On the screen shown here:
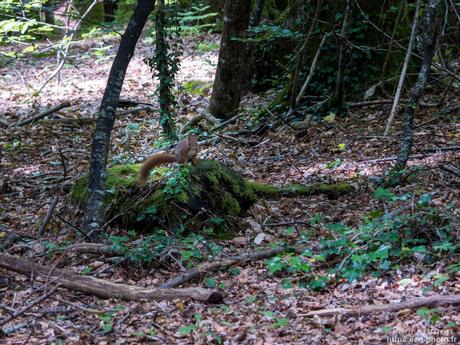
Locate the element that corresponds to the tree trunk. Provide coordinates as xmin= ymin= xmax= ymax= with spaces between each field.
xmin=103 ymin=0 xmax=118 ymax=22
xmin=209 ymin=0 xmax=251 ymax=119
xmin=394 ymin=0 xmax=441 ymax=171
xmin=331 ymin=0 xmax=352 ymax=109
xmin=384 ymin=0 xmax=421 ymax=136
xmin=290 ymin=0 xmax=322 ymax=107
xmin=82 ymin=0 xmax=156 ymax=239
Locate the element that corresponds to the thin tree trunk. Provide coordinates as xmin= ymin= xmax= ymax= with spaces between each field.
xmin=243 ymin=0 xmax=265 ymax=85
xmin=249 ymin=0 xmax=265 ymax=29
xmin=380 ymin=0 xmax=405 ymax=88
xmin=82 ymin=0 xmax=156 ymax=238
xmin=384 ymin=0 xmax=421 ymax=136
xmin=41 ymin=0 xmax=55 ymax=24
xmin=209 ymin=0 xmax=251 ymax=119
xmin=331 ymin=0 xmax=352 ymax=109
xmin=394 ymin=0 xmax=441 ymax=171
xmin=290 ymin=0 xmax=322 ymax=107
xmin=295 ymin=34 xmax=328 ymax=107
xmin=103 ymin=0 xmax=118 ymax=22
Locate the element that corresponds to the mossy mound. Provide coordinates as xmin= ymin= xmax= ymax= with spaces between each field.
xmin=71 ymin=160 xmax=257 ymax=239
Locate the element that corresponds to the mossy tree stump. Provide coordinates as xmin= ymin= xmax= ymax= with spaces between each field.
xmin=71 ymin=160 xmax=355 ymax=239
xmin=71 ymin=160 xmax=257 ymax=239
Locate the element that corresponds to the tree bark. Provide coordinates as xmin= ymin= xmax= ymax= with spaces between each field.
xmin=82 ymin=0 xmax=155 ymax=238
xmin=209 ymin=0 xmax=251 ymax=119
xmin=394 ymin=0 xmax=441 ymax=171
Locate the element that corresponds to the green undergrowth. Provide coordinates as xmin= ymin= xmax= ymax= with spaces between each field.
xmin=263 ymin=187 xmax=459 ymax=291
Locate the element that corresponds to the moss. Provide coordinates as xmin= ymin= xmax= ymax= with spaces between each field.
xmin=189 ymin=160 xmax=257 ymax=212
xmin=249 ymin=181 xmax=354 ymax=199
xmin=181 ymin=80 xmax=213 ymax=96
xmin=248 ymin=181 xmax=279 ymax=196
xmin=70 ymin=164 xmax=140 ymax=208
xmin=219 ymin=192 xmax=241 ymax=216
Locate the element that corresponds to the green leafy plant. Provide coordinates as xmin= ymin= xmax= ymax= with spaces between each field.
xmin=164 ymin=166 xmax=190 ymax=198
xmin=264 ymin=189 xmax=458 ymax=290
xmin=177 ymin=5 xmax=218 ymax=36
xmin=178 ymin=312 xmax=201 ymax=335
xmin=98 ymin=311 xmax=115 ymax=333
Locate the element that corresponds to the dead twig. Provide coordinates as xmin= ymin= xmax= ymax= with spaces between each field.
xmin=384 ymin=0 xmax=421 ymax=136
xmin=38 ymin=196 xmax=59 ymax=236
xmin=16 ymin=101 xmax=71 ymax=126
xmin=440 ymin=164 xmax=460 ymax=177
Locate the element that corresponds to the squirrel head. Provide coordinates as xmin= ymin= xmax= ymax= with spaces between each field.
xmin=188 ymin=135 xmax=198 ymax=144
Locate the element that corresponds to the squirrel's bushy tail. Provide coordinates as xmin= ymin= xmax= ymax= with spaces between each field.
xmin=138 ymin=153 xmax=176 ymax=184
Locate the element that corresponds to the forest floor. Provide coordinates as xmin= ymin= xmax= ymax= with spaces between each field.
xmin=1 ymin=33 xmax=459 ymax=344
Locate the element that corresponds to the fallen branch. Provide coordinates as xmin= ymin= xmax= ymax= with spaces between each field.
xmin=211 ymin=112 xmax=244 ymax=132
xmin=40 ymin=118 xmax=95 ymax=125
xmin=118 ymin=98 xmax=156 ymax=108
xmin=440 ymin=164 xmax=460 ymax=177
xmin=65 ymin=242 xmax=122 ymax=256
xmin=0 ymin=233 xmax=21 ymax=252
xmin=16 ymin=101 xmax=71 ymax=126
xmin=349 ymin=99 xmax=438 ymax=108
xmin=0 ymin=254 xmax=222 ymax=303
xmin=0 ymin=228 xmax=35 ymax=252
xmin=116 ymin=105 xmax=155 ymax=116
xmin=424 ymin=145 xmax=460 ymax=153
xmin=303 ymin=295 xmax=460 ymax=318
xmin=161 ymin=245 xmax=305 ymax=288
xmin=38 ymin=196 xmax=59 ymax=236
xmin=181 ymin=112 xmax=217 ymax=134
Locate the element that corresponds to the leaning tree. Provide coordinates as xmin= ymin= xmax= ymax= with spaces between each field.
xmin=82 ymin=0 xmax=156 ymax=238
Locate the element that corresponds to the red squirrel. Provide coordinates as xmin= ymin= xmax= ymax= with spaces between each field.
xmin=138 ymin=135 xmax=198 ymax=184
